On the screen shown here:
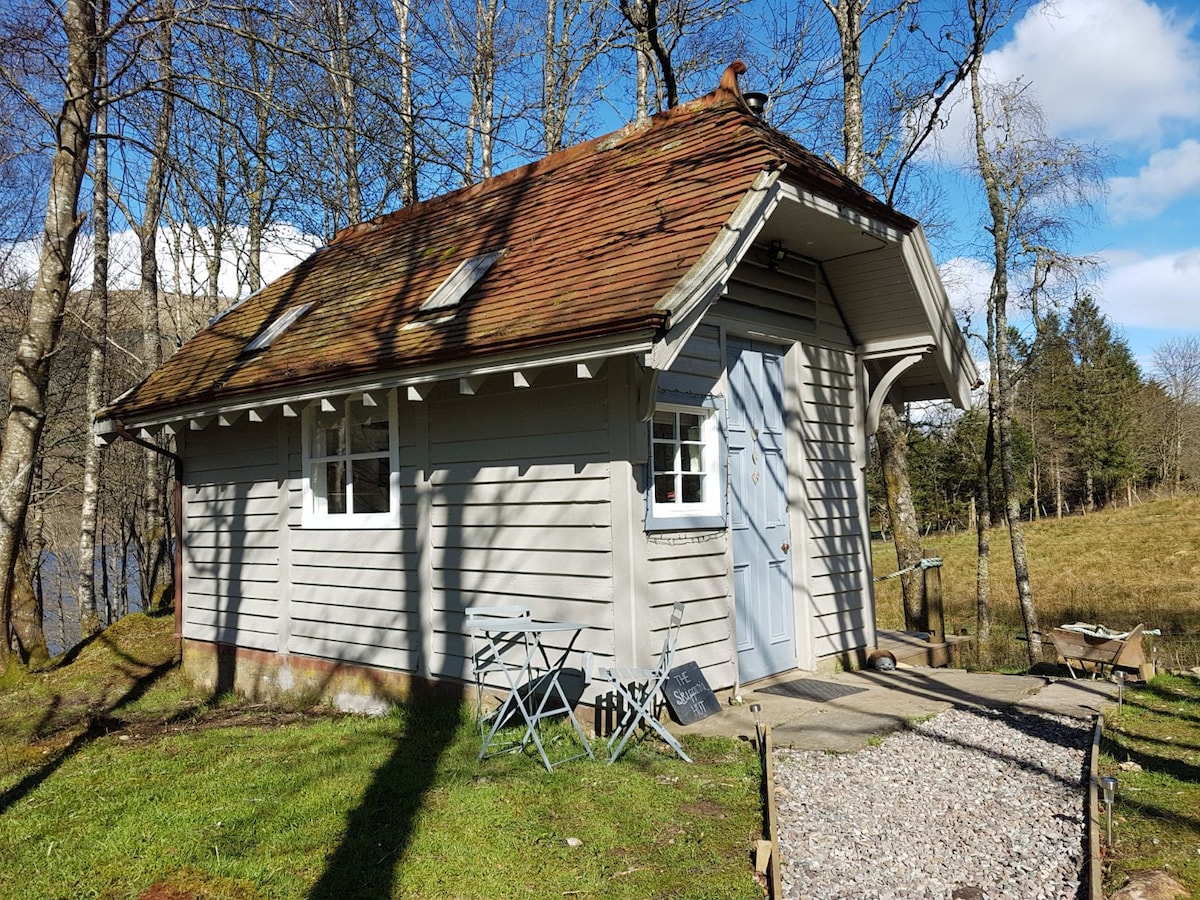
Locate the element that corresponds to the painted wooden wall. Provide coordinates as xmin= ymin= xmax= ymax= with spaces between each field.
xmin=715 ymin=255 xmax=873 ymax=668
xmin=647 ymin=323 xmax=736 ymax=687
xmin=182 ymin=369 xmax=626 ymax=692
xmin=180 ymin=254 xmax=875 ymax=699
xmin=182 ymin=421 xmax=284 ymax=652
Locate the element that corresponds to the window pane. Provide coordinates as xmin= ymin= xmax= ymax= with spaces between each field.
xmin=348 ymin=400 xmax=390 ymax=454
xmin=654 ymin=474 xmax=676 ymax=503
xmin=352 ymin=458 xmax=391 ymax=514
xmin=652 ymin=411 xmax=676 ymax=440
xmin=681 ymin=474 xmax=704 ymax=503
xmin=315 ymin=407 xmax=345 ymax=457
xmin=680 ymin=443 xmax=704 ymax=473
xmin=652 ymin=442 xmax=676 ymax=474
xmin=679 ymin=413 xmax=704 ymax=442
xmin=324 ymin=461 xmax=347 ymax=514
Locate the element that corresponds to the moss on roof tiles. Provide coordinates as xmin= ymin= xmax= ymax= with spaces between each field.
xmin=105 ymin=93 xmax=912 ymax=423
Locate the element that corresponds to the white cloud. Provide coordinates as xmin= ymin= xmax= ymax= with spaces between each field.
xmin=5 ymin=223 xmax=322 ymax=300
xmin=1097 ymin=247 xmax=1200 ymax=330
xmin=928 ymin=0 xmax=1200 ymax=164
xmin=938 ymin=256 xmax=995 ymax=369
xmin=988 ymin=0 xmax=1200 ymax=145
xmin=1108 ymin=138 xmax=1200 ymax=221
xmin=939 ymin=256 xmax=993 ymax=320
xmin=936 ymin=249 xmax=1200 ymax=368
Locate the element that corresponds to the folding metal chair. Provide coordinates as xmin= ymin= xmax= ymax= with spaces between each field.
xmin=465 ymin=605 xmax=533 ymax=739
xmin=596 ymin=600 xmax=692 ymax=763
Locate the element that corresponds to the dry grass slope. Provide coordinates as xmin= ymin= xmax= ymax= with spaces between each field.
xmin=873 ymin=496 xmax=1200 ymax=671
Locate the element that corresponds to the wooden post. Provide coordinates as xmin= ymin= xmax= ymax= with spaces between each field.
xmin=925 ymin=562 xmax=945 ymax=645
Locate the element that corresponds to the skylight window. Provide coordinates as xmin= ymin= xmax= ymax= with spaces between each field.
xmin=419 ymin=249 xmax=506 ymax=313
xmin=244 ymin=302 xmax=312 ymax=353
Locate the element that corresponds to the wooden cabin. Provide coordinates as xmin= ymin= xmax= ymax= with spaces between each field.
xmin=97 ymin=66 xmax=980 ymax=710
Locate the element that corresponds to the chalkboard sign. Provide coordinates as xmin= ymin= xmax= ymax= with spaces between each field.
xmin=663 ymin=661 xmax=721 ymax=725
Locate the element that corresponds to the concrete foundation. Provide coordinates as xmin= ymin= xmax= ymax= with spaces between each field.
xmin=182 ymin=640 xmax=461 ymax=714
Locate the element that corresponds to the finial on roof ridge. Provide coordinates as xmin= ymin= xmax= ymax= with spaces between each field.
xmin=715 ymin=61 xmax=750 ymax=108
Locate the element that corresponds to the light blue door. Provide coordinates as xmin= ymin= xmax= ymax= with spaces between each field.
xmin=728 ymin=339 xmax=796 ymax=683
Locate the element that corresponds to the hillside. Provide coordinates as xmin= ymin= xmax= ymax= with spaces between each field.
xmin=873 ymin=496 xmax=1200 ymax=671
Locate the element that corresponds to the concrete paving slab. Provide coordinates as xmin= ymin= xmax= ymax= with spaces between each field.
xmin=674 ymin=666 xmax=1117 ymax=753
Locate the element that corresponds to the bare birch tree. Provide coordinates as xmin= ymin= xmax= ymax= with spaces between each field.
xmin=122 ymin=0 xmax=177 ymax=612
xmin=0 ymin=0 xmax=99 ymax=668
xmin=542 ymin=0 xmax=615 ymax=152
xmin=820 ymin=0 xmax=982 ymax=632
xmin=1151 ymin=335 xmax=1200 ymax=494
xmin=76 ymin=0 xmax=112 ymax=639
xmin=967 ymin=60 xmax=1040 ymax=662
xmin=389 ymin=0 xmax=419 ymax=204
xmin=617 ymin=0 xmax=747 ymax=122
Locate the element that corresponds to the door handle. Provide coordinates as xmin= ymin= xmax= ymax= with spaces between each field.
xmin=780 ymin=543 xmax=789 ymax=553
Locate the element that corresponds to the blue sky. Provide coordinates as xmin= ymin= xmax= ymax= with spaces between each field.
xmin=932 ymin=0 xmax=1200 ymax=371
xmin=12 ymin=0 xmax=1195 ymax=377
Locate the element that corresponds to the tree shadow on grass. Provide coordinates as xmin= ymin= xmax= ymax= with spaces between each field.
xmin=308 ymin=679 xmax=465 ymax=900
xmin=0 ymin=631 xmax=177 ymax=816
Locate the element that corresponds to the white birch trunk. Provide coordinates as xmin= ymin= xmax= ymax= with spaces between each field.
xmin=136 ymin=2 xmax=176 ymax=612
xmin=0 ymin=0 xmax=98 ymax=667
xmin=969 ymin=47 xmax=1041 ymax=665
xmin=76 ymin=0 xmax=110 ymax=639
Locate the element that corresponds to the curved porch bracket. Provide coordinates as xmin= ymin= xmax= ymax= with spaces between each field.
xmin=636 ymin=365 xmax=662 ymax=422
xmin=866 ymin=353 xmax=925 ymax=434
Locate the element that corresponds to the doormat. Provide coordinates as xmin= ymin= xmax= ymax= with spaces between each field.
xmin=755 ymin=680 xmax=867 ymax=703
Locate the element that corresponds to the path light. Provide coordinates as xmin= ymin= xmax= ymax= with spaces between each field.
xmin=750 ymin=702 xmax=763 ymax=747
xmin=1116 ymin=670 xmax=1126 ymax=712
xmin=1100 ymin=775 xmax=1118 ymax=847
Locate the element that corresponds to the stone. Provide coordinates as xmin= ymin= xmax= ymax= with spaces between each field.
xmin=1109 ymin=869 xmax=1189 ymax=900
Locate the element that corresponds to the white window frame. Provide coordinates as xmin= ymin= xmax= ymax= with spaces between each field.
xmin=301 ymin=392 xmax=400 ymax=528
xmin=245 ymin=302 xmax=312 ymax=353
xmin=420 ymin=249 xmax=506 ymax=313
xmin=645 ymin=397 xmax=726 ymax=531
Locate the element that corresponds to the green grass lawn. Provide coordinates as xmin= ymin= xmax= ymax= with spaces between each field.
xmin=0 ymin=616 xmax=764 ymax=900
xmin=1100 ymin=673 xmax=1200 ymax=898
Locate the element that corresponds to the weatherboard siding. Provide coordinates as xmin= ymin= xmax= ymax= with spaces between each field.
xmin=182 ymin=421 xmax=284 ymax=651
xmin=645 ymin=323 xmax=735 ymax=685
xmin=177 ymin=310 xmax=871 ymax=697
xmin=426 ymin=376 xmax=616 ymax=681
xmin=283 ymin=403 xmax=422 ymax=672
xmin=800 ymin=344 xmax=870 ymax=660
xmin=719 ymin=267 xmax=871 ymax=666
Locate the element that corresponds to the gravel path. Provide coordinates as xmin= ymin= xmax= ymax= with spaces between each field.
xmin=773 ymin=706 xmax=1092 ymax=900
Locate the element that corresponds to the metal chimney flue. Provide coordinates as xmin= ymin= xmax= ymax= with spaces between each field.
xmin=743 ymin=92 xmax=769 ymax=118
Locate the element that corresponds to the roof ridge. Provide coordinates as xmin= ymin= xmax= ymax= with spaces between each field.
xmin=330 ymin=80 xmax=757 ymax=247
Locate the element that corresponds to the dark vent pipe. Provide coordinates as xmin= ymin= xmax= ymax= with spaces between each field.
xmin=743 ymin=92 xmax=769 ymax=118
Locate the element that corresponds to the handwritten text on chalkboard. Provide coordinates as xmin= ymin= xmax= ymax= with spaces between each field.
xmin=663 ymin=661 xmax=721 ymax=725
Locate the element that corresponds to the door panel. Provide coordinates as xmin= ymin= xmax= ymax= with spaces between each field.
xmin=728 ymin=339 xmax=796 ymax=682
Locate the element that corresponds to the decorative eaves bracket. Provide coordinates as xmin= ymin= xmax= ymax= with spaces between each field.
xmin=865 ymin=352 xmax=925 ymax=435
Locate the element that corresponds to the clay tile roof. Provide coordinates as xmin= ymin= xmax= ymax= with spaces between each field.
xmin=104 ymin=69 xmax=915 ymax=424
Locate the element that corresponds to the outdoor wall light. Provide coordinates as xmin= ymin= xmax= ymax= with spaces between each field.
xmin=1100 ymin=775 xmax=1118 ymax=846
xmin=766 ymin=240 xmax=787 ymax=269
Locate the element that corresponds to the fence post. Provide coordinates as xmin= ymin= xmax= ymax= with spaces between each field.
xmin=924 ymin=560 xmax=945 ymax=645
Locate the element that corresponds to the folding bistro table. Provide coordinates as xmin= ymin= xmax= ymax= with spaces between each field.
xmin=466 ymin=616 xmax=594 ymax=772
